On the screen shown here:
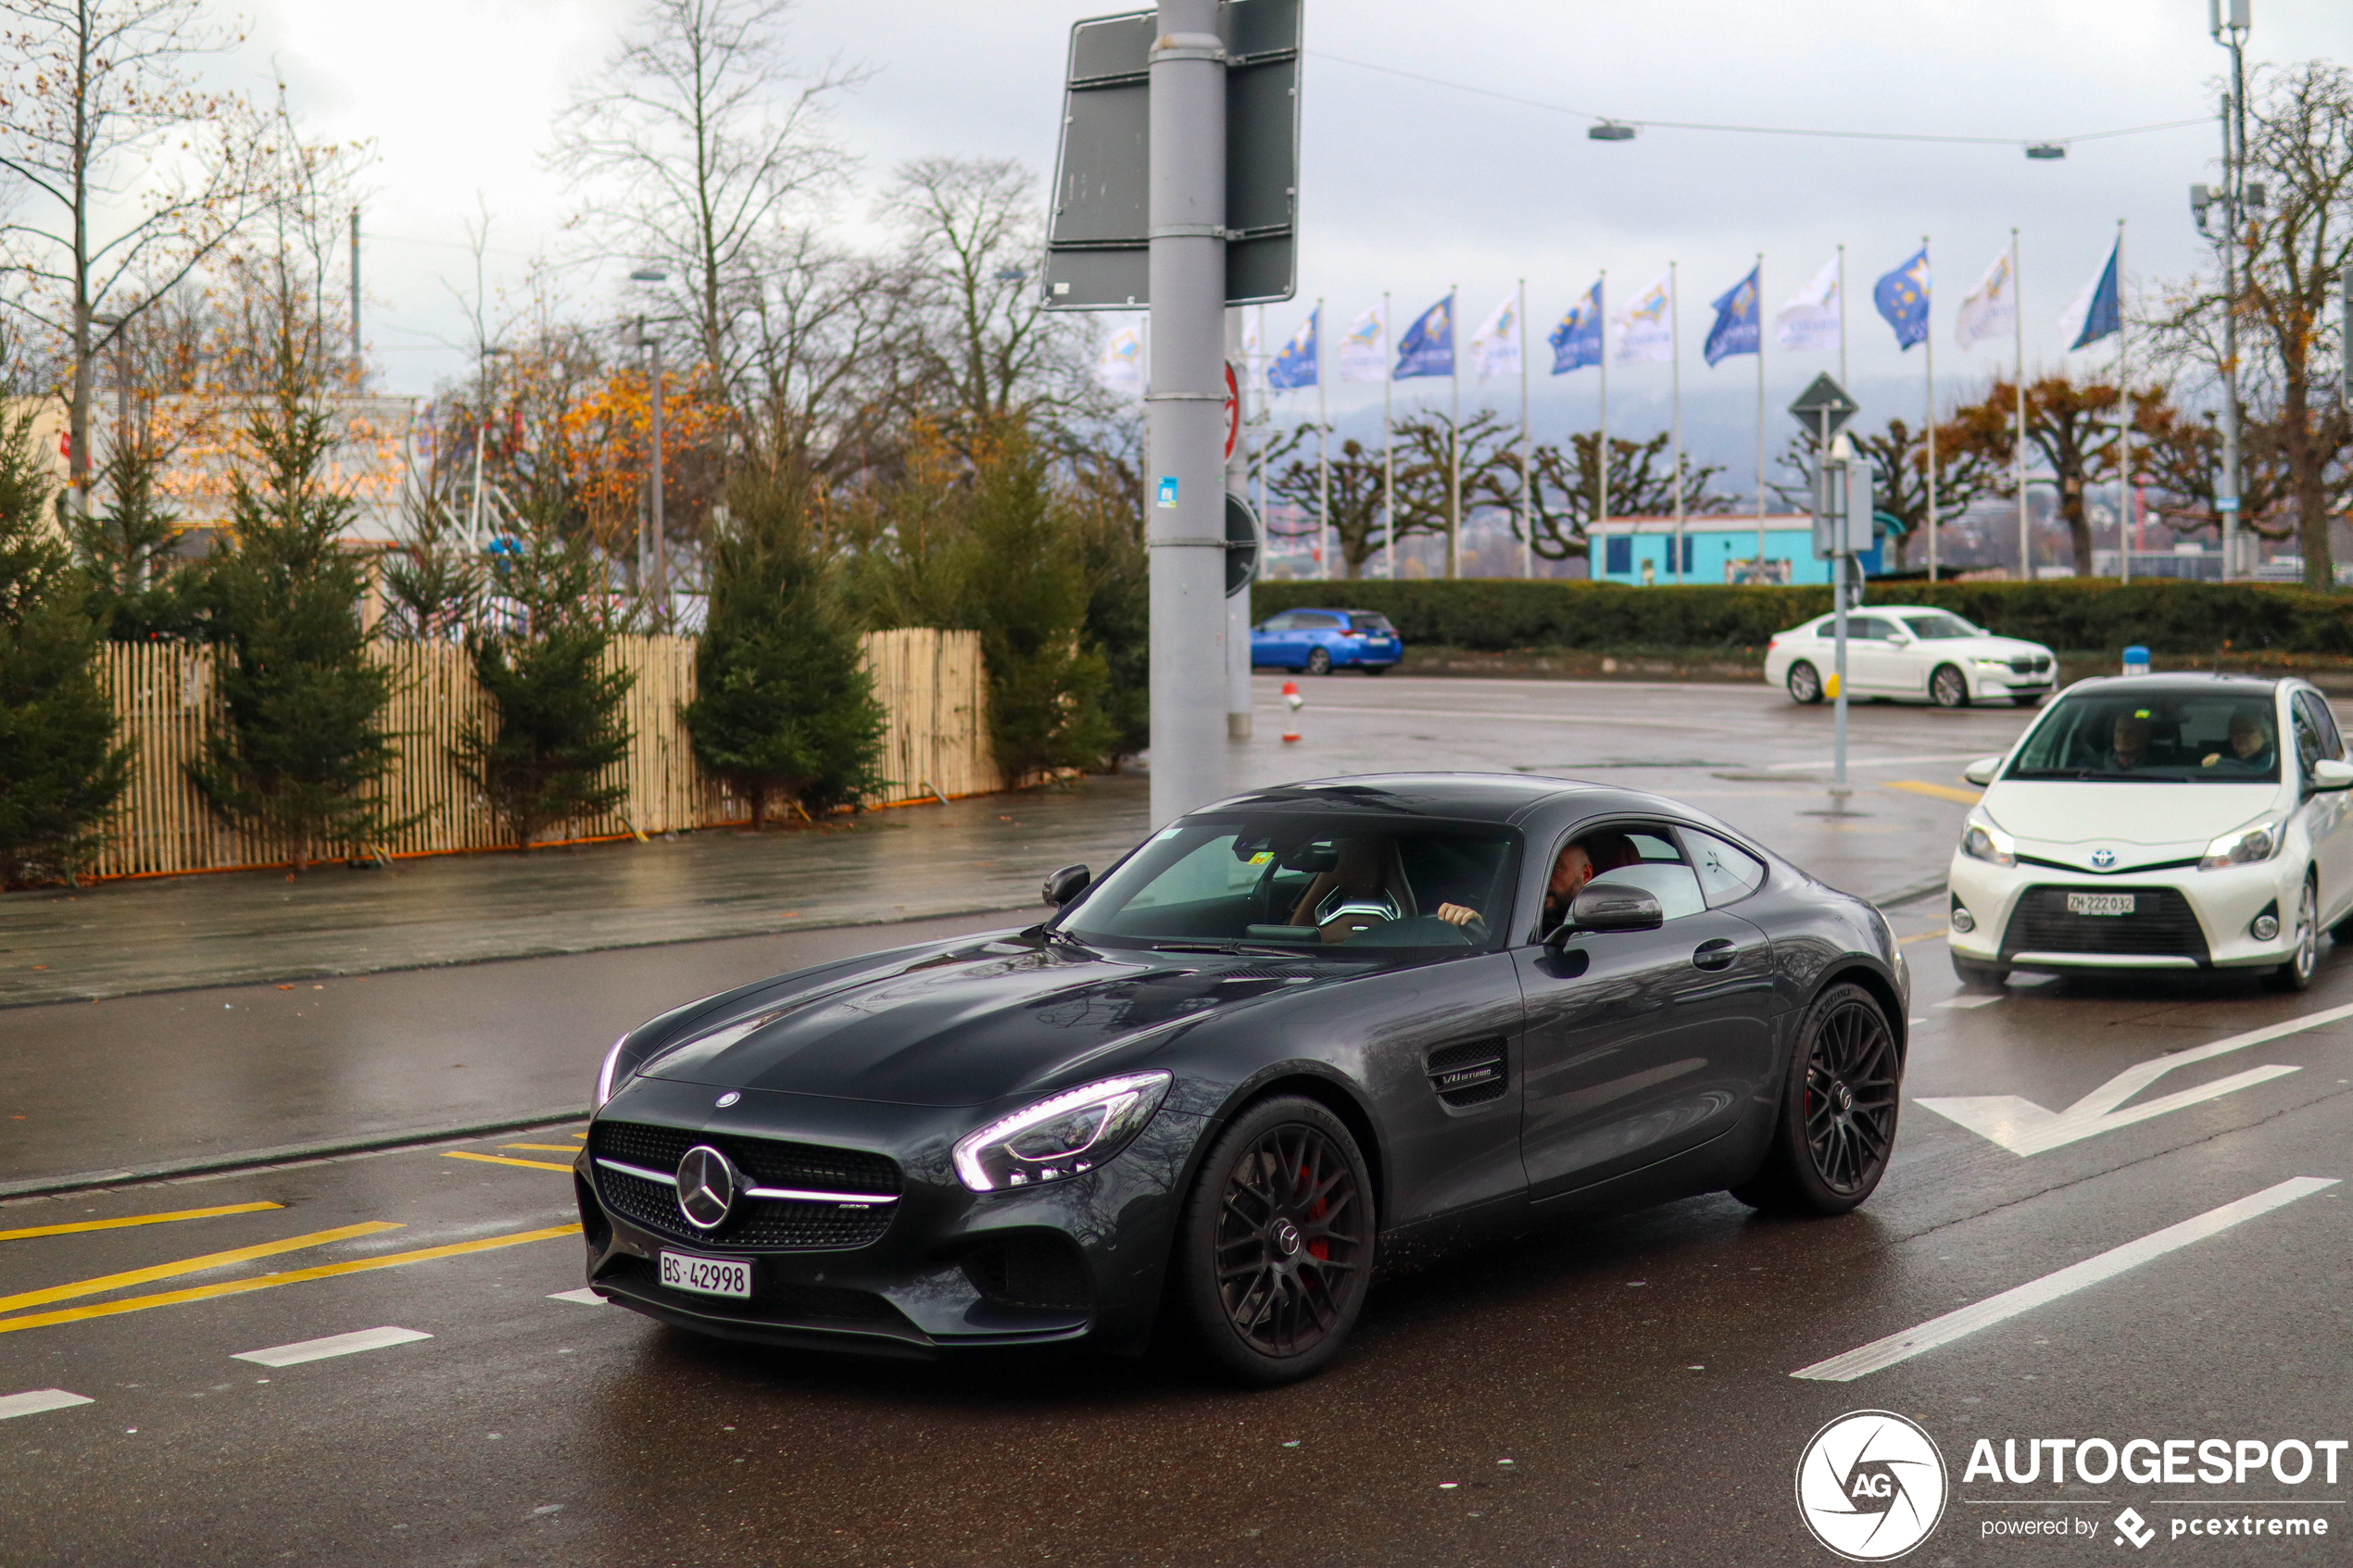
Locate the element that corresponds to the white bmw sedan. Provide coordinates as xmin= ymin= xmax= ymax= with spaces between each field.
xmin=1946 ymin=674 xmax=2353 ymax=992
xmin=1765 ymin=605 xmax=2057 ymax=709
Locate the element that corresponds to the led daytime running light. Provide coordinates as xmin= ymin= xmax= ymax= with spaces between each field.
xmin=952 ymin=1072 xmax=1172 ymax=1193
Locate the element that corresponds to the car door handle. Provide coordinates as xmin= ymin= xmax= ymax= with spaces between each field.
xmin=1692 ymin=938 xmax=1738 ymax=971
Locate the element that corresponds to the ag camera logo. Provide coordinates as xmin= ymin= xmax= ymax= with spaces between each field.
xmin=1796 ymin=1411 xmax=1949 ymax=1561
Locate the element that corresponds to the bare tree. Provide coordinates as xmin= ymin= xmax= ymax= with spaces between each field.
xmin=1773 ymin=413 xmax=2006 ymax=571
xmin=0 ymin=0 xmax=267 ymax=510
xmin=1260 ymin=424 xmax=1397 ymax=578
xmin=1521 ymin=429 xmax=1724 ymax=561
xmin=553 ymin=0 xmax=862 ymax=420
xmin=738 ymin=228 xmax=913 ymax=488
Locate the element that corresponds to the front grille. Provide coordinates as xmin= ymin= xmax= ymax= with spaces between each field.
xmin=1426 ymin=1037 xmax=1508 ymax=1107
xmin=590 ymin=1121 xmax=900 ymax=1251
xmin=604 ymin=1254 xmax=900 ymax=1323
xmin=2001 ymin=884 xmax=2210 ymax=962
xmin=2008 ymin=655 xmax=2054 ymax=675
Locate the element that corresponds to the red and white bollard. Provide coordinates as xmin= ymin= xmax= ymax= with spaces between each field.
xmin=1281 ymin=680 xmax=1303 ymax=744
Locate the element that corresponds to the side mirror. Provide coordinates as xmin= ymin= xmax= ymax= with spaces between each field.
xmin=2313 ymin=759 xmax=2353 ymax=792
xmin=1040 ymin=864 xmax=1091 ymax=907
xmin=1554 ymin=882 xmax=1664 ymax=939
xmin=1962 ymin=756 xmax=2002 ymax=787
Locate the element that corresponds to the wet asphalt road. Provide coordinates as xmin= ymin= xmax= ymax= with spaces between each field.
xmin=4 ymin=680 xmax=2349 ymax=1567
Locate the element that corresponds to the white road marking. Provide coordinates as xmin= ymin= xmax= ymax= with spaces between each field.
xmin=233 ymin=1325 xmax=433 ymax=1367
xmin=1792 ymin=1177 xmax=2338 ymax=1381
xmin=547 ymin=1287 xmax=605 ymax=1305
xmin=1935 ymin=994 xmax=2004 ymax=1010
xmin=1914 ymin=998 xmax=2353 ymax=1155
xmin=0 ymin=1388 xmax=94 ymax=1420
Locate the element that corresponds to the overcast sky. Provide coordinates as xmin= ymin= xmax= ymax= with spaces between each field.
xmin=244 ymin=0 xmax=2347 ymax=477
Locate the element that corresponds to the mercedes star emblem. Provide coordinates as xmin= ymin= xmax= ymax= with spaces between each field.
xmin=674 ymin=1145 xmax=739 ymax=1230
xmin=2091 ymin=848 xmax=2117 ymax=869
xmin=714 ymin=1091 xmax=741 ymax=1108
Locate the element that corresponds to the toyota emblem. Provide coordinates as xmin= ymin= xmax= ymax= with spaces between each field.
xmin=2091 ymin=848 xmax=2117 ymax=869
xmin=674 ymin=1145 xmax=739 ymax=1230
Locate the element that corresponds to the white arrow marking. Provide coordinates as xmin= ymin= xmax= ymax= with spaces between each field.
xmin=1913 ymin=998 xmax=2353 ymax=1155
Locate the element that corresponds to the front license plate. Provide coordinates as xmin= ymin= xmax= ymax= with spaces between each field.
xmin=659 ymin=1251 xmax=751 ymax=1298
xmin=2067 ymin=893 xmax=2136 ymax=917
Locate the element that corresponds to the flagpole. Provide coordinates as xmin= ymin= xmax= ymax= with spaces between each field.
xmin=1924 ymin=235 xmax=1939 ymax=584
xmin=1448 ymin=283 xmax=1460 ymax=579
xmin=1755 ymin=252 xmax=1766 ymax=580
xmin=2012 ymin=229 xmax=2028 ymax=583
xmin=1315 ymin=298 xmax=1329 ymax=583
xmin=1253 ymin=305 xmax=1267 ymax=525
xmin=1518 ymin=276 xmax=1531 ymax=580
xmin=1837 ymin=244 xmax=1848 ymax=386
xmin=1382 ymin=293 xmax=1394 ymax=580
xmin=1597 ymin=271 xmax=1610 ymax=566
xmin=1670 ymin=260 xmax=1683 ymax=583
xmin=2117 ymin=219 xmax=2131 ymax=585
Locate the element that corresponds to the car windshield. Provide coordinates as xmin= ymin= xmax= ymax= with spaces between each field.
xmin=2007 ymin=686 xmax=2280 ymax=783
xmin=1902 ymin=612 xmax=1981 ymax=640
xmin=1060 ymin=814 xmax=1519 ymax=955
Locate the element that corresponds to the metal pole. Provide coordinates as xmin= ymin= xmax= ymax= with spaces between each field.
xmin=349 ymin=207 xmax=362 ymax=384
xmin=1382 ymin=292 xmax=1394 ymax=580
xmin=1518 ymin=276 xmax=1531 ymax=579
xmin=2218 ymin=80 xmax=2245 ymax=579
xmin=650 ymin=333 xmax=670 ymax=628
xmin=2012 ymin=228 xmax=2028 ymax=583
xmin=1447 ymin=284 xmax=1461 ymax=579
xmin=1836 ymin=244 xmax=1848 ymax=386
xmin=1597 ymin=270 xmax=1609 ymax=563
xmin=1226 ymin=306 xmax=1252 ymax=739
xmin=1315 ymin=299 xmax=1328 ymax=582
xmin=1925 ymin=233 xmax=1939 ymax=583
xmin=1755 ymin=252 xmax=1767 ymax=579
xmin=1827 ymin=409 xmax=1847 ymax=789
xmin=2118 ymin=218 xmax=2133 ymax=585
xmin=1669 ymin=260 xmax=1683 ymax=582
xmin=1144 ymin=0 xmax=1228 ymax=826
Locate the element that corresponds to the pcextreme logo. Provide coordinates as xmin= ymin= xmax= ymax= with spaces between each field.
xmin=1796 ymin=1411 xmax=1951 ymax=1562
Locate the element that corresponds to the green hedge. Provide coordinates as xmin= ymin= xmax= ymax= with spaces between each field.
xmin=1249 ymin=578 xmax=2353 ymax=657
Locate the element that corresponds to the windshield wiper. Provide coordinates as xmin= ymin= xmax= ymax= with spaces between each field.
xmin=1149 ymin=940 xmax=1326 ymax=958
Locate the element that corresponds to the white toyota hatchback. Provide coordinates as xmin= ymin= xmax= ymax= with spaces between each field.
xmin=1764 ymin=605 xmax=2057 ymax=709
xmin=1946 ymin=673 xmax=2353 ymax=991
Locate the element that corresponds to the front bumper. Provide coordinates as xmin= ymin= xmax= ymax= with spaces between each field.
xmin=1946 ymin=851 xmax=2296 ymax=972
xmin=576 ymin=1073 xmax=1202 ymax=1357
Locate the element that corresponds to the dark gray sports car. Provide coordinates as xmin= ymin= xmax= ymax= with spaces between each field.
xmin=576 ymin=773 xmax=1909 ymax=1382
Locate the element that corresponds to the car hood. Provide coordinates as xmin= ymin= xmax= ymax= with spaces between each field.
xmin=1983 ymin=781 xmax=2278 ymax=847
xmin=637 ymin=938 xmax=1349 ymax=1107
xmin=1931 ymin=634 xmax=2048 ymax=659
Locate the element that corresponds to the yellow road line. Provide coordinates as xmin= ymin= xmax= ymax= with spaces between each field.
xmin=0 ymin=1223 xmax=583 ymax=1337
xmin=497 ymin=1144 xmax=584 ymax=1154
xmin=0 ymin=1201 xmax=283 ymax=1244
xmin=1885 ymin=779 xmax=1982 ymax=806
xmin=0 ymin=1223 xmax=400 ymax=1316
xmin=441 ymin=1151 xmax=573 ymax=1173
xmin=1899 ymin=928 xmax=1951 ymax=947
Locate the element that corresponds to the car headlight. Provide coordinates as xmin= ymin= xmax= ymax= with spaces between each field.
xmin=951 ymin=1072 xmax=1172 ymax=1193
xmin=1959 ymin=811 xmax=2016 ymax=867
xmin=594 ymin=1035 xmax=631 ymax=1109
xmin=1972 ymin=658 xmax=2013 ymax=670
xmin=2201 ymin=819 xmax=2284 ymax=871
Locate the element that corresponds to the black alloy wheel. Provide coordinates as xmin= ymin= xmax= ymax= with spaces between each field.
xmin=1930 ymin=663 xmax=1969 ymax=709
xmin=1305 ymin=646 xmax=1333 ymax=676
xmin=1175 ymin=1096 xmax=1373 ymax=1383
xmin=1787 ymin=660 xmax=1824 ymax=705
xmin=1731 ymin=983 xmax=1900 ymax=1215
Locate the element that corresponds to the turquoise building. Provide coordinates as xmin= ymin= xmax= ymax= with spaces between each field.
xmin=1587 ymin=514 xmax=1887 ymax=585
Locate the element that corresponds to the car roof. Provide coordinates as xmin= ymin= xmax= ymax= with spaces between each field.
xmin=1273 ymin=608 xmax=1382 ymax=616
xmin=2062 ymin=672 xmax=2285 ymax=695
xmin=1195 ymin=771 xmax=1591 ymax=823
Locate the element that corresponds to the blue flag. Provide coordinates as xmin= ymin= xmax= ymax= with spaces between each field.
xmin=1394 ymin=293 xmax=1454 ymax=380
xmin=1874 ymin=247 xmax=1931 ymax=351
xmin=2069 ymin=239 xmax=2122 ymax=350
xmin=1549 ymin=282 xmax=1604 ymax=374
xmin=1704 ymin=265 xmax=1761 ymax=366
xmin=1268 ymin=307 xmax=1318 ymax=389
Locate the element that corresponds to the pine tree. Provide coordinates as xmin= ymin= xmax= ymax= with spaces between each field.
xmin=0 ymin=410 xmax=130 ymax=888
xmin=189 ymin=394 xmax=402 ymax=870
xmin=452 ymin=529 xmax=635 ymax=850
xmin=685 ymin=470 xmax=884 ymax=828
xmin=69 ymin=430 xmax=198 ymax=642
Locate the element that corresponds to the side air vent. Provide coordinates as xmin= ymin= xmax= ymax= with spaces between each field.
xmin=1426 ymin=1037 xmax=1508 ymax=1108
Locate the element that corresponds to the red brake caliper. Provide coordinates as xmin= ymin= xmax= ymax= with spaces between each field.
xmin=1301 ymin=1164 xmax=1329 ymax=1260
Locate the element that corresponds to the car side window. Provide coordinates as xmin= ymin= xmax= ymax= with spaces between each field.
xmin=1588 ymin=827 xmax=1706 ymax=922
xmin=2296 ymin=692 xmax=2343 ymax=761
xmin=1295 ymin=612 xmax=1340 ymax=630
xmin=1260 ymin=612 xmax=1295 ymax=632
xmin=1845 ymin=616 xmax=1894 ymax=641
xmin=2292 ymin=698 xmax=2326 ymax=781
xmin=1682 ymin=828 xmax=1767 ymax=908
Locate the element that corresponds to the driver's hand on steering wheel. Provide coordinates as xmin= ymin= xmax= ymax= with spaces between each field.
xmin=1434 ymin=902 xmax=1483 ymax=927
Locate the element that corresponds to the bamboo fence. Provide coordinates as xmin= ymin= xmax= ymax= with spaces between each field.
xmin=88 ymin=629 xmax=1000 ymax=879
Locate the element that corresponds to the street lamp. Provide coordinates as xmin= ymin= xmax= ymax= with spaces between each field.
xmin=1587 ymin=121 xmax=1637 ymax=142
xmin=2023 ymin=143 xmax=2067 ymax=160
xmin=2210 ymin=0 xmax=2250 ymax=580
xmin=628 ymin=269 xmax=671 ymax=629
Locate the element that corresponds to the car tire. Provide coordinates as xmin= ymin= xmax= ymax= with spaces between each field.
xmin=1951 ymin=954 xmax=2009 ymax=990
xmin=1731 ymin=983 xmax=1901 ymax=1216
xmin=2267 ymin=875 xmax=2320 ymax=993
xmin=1173 ymin=1095 xmax=1375 ymax=1385
xmin=1787 ymin=661 xmax=1824 ymax=705
xmin=2010 ymin=693 xmax=2043 ymax=708
xmin=1930 ymin=664 xmax=1969 ymax=709
xmin=1304 ymin=646 xmax=1332 ymax=676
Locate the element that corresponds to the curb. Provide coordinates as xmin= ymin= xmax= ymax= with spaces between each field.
xmin=0 ymin=1105 xmax=594 ymax=1203
xmin=1869 ymin=878 xmax=1949 ymax=912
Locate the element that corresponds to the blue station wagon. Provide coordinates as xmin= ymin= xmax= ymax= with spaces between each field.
xmin=1250 ymin=608 xmax=1403 ymax=675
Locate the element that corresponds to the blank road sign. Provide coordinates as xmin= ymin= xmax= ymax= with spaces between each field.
xmin=1043 ymin=0 xmax=1302 ymax=310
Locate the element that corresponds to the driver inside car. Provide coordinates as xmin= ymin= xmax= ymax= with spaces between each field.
xmin=2202 ymin=709 xmax=2276 ymax=773
xmin=1287 ymin=837 xmax=1482 ymax=942
xmin=1541 ymin=830 xmax=1639 ymax=935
